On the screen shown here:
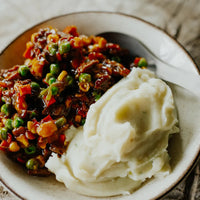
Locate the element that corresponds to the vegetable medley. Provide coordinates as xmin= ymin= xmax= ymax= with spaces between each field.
xmin=0 ymin=25 xmax=147 ymax=176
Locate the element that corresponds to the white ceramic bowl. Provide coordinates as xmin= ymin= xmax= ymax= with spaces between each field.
xmin=0 ymin=12 xmax=199 ymax=200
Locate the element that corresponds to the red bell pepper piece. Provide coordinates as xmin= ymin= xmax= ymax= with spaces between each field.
xmin=19 ymin=84 xmax=32 ymax=96
xmin=17 ymin=157 xmax=26 ymax=164
xmin=71 ymin=58 xmax=80 ymax=69
xmin=0 ymin=140 xmax=9 ymax=148
xmin=56 ymin=52 xmax=62 ymax=61
xmin=43 ymin=95 xmax=56 ymax=107
xmin=0 ymin=133 xmax=12 ymax=151
xmin=134 ymin=57 xmax=141 ymax=65
xmin=88 ymin=52 xmax=105 ymax=60
xmin=7 ymin=133 xmax=12 ymax=144
xmin=41 ymin=115 xmax=53 ymax=123
xmin=0 ymin=146 xmax=6 ymax=151
xmin=25 ymin=130 xmax=36 ymax=140
xmin=16 ymin=94 xmax=27 ymax=110
xmin=59 ymin=134 xmax=66 ymax=145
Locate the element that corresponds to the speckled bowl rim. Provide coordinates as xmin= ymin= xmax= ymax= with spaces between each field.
xmin=0 ymin=11 xmax=199 ymax=200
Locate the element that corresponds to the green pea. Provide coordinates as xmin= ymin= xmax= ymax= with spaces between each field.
xmin=13 ymin=117 xmax=24 ymax=128
xmin=93 ymin=91 xmax=101 ymax=101
xmin=79 ymin=73 xmax=91 ymax=83
xmin=0 ymin=127 xmax=8 ymax=140
xmin=50 ymin=63 xmax=60 ymax=75
xmin=5 ymin=119 xmax=13 ymax=130
xmin=48 ymin=43 xmax=58 ymax=55
xmin=18 ymin=65 xmax=30 ymax=77
xmin=59 ymin=41 xmax=70 ymax=54
xmin=51 ymin=86 xmax=59 ymax=95
xmin=81 ymin=118 xmax=86 ymax=126
xmin=64 ymin=75 xmax=73 ymax=86
xmin=1 ymin=96 xmax=5 ymax=103
xmin=48 ymin=77 xmax=56 ymax=85
xmin=55 ymin=117 xmax=67 ymax=128
xmin=31 ymin=82 xmax=40 ymax=90
xmin=24 ymin=145 xmax=36 ymax=155
xmin=26 ymin=158 xmax=39 ymax=170
xmin=138 ymin=57 xmax=148 ymax=67
xmin=1 ymin=104 xmax=10 ymax=116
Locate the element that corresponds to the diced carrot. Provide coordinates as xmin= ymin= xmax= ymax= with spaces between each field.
xmin=37 ymin=121 xmax=57 ymax=138
xmin=38 ymin=141 xmax=47 ymax=149
xmin=0 ymin=81 xmax=9 ymax=88
xmin=75 ymin=115 xmax=81 ymax=123
xmin=38 ymin=136 xmax=48 ymax=149
xmin=30 ymin=59 xmax=44 ymax=77
xmin=23 ymin=41 xmax=34 ymax=59
xmin=63 ymin=25 xmax=79 ymax=36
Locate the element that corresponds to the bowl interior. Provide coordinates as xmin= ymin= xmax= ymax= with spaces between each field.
xmin=0 ymin=12 xmax=199 ymax=200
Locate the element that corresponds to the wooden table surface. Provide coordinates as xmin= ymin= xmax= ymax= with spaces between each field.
xmin=0 ymin=0 xmax=199 ymax=199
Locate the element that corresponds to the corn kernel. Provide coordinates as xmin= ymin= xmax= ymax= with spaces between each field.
xmin=9 ymin=141 xmax=20 ymax=152
xmin=31 ymin=33 xmax=39 ymax=43
xmin=38 ymin=141 xmax=47 ymax=149
xmin=27 ymin=121 xmax=37 ymax=134
xmin=98 ymin=37 xmax=107 ymax=48
xmin=47 ymin=34 xmax=59 ymax=43
xmin=36 ymin=155 xmax=45 ymax=167
xmin=16 ymin=134 xmax=29 ymax=147
xmin=57 ymin=70 xmax=68 ymax=81
xmin=73 ymin=37 xmax=83 ymax=48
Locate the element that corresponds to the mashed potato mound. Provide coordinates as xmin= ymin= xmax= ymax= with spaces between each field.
xmin=46 ymin=68 xmax=179 ymax=197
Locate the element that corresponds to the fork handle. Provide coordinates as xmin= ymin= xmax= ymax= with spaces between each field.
xmin=155 ymin=60 xmax=200 ymax=98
